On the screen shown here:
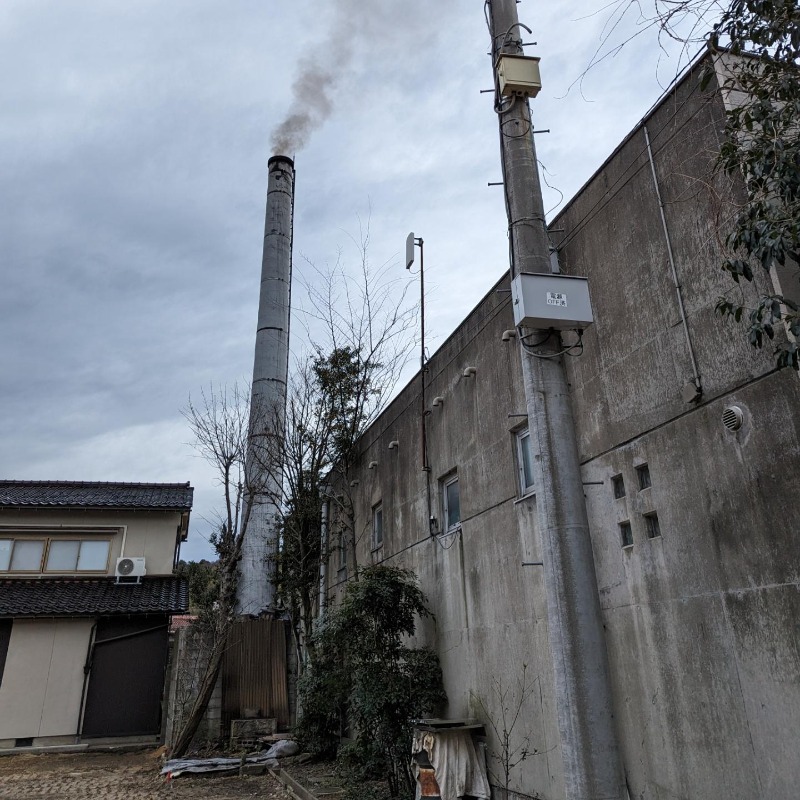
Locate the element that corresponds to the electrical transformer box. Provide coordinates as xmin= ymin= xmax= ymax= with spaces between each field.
xmin=510 ymin=273 xmax=594 ymax=330
xmin=496 ymin=54 xmax=542 ymax=98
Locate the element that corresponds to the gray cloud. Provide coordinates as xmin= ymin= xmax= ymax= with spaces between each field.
xmin=0 ymin=1 xmax=694 ymax=561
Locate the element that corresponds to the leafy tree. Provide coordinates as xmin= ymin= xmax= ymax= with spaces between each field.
xmin=276 ymin=355 xmax=343 ymax=668
xmin=176 ymin=559 xmax=219 ymax=617
xmin=172 ymin=219 xmax=415 ymax=754
xmin=277 ymin=225 xmax=416 ymax=671
xmin=296 ymin=566 xmax=447 ymax=800
xmin=707 ymin=1 xmax=800 ymax=368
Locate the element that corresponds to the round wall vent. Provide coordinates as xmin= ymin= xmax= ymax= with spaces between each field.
xmin=722 ymin=405 xmax=744 ymax=432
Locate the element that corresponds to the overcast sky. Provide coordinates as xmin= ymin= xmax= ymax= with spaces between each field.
xmin=0 ymin=1 xmax=706 ymax=560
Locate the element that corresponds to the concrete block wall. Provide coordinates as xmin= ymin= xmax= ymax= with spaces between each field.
xmin=164 ymin=625 xmax=223 ymax=750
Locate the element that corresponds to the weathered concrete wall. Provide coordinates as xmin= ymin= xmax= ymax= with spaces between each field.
xmin=554 ymin=57 xmax=778 ymax=462
xmin=326 ymin=56 xmax=800 ymax=800
xmin=582 ymin=369 xmax=800 ymax=799
xmin=557 ymin=57 xmax=800 ymax=800
xmin=329 ymin=280 xmax=564 ymax=799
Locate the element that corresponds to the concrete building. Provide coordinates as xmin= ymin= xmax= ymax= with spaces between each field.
xmin=325 ymin=55 xmax=800 ymax=800
xmin=0 ymin=481 xmax=192 ymax=748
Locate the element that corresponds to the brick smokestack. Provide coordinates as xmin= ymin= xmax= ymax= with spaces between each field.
xmin=238 ymin=154 xmax=295 ymax=616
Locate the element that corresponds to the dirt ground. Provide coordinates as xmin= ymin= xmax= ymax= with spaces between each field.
xmin=0 ymin=749 xmax=294 ymax=800
xmin=284 ymin=760 xmax=343 ymax=795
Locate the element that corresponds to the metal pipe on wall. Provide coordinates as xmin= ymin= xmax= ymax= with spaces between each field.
xmin=407 ymin=234 xmax=435 ymax=536
xmin=643 ymin=124 xmax=702 ymax=399
xmin=238 ymin=154 xmax=295 ymax=617
xmin=318 ymin=493 xmax=329 ymax=621
xmin=75 ymin=621 xmax=97 ymax=742
xmin=416 ymin=239 xmax=434 ymax=535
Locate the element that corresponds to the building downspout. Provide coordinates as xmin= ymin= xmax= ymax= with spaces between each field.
xmin=643 ymin=124 xmax=702 ymax=399
xmin=75 ymin=621 xmax=97 ymax=742
xmin=318 ymin=493 xmax=330 ymax=622
xmin=407 ymin=235 xmax=434 ymax=538
xmin=418 ymin=240 xmax=435 ymax=539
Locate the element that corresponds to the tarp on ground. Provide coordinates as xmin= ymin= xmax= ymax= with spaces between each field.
xmin=162 ymin=739 xmax=299 ymax=776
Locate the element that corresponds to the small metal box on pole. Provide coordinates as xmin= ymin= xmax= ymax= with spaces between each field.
xmin=496 ymin=54 xmax=542 ymax=97
xmin=510 ymin=273 xmax=593 ymax=330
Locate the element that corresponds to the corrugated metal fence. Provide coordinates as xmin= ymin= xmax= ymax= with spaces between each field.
xmin=221 ymin=618 xmax=289 ymax=732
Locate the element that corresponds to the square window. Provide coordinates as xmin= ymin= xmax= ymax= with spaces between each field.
xmin=372 ymin=504 xmax=383 ymax=549
xmin=644 ymin=512 xmax=661 ymax=539
xmin=0 ymin=534 xmax=113 ymax=574
xmin=78 ymin=540 xmax=110 ymax=571
xmin=636 ymin=463 xmax=651 ymax=490
xmin=611 ymin=474 xmax=625 ymax=499
xmin=516 ymin=429 xmax=535 ymax=495
xmin=619 ymin=521 xmax=633 ymax=548
xmin=0 ymin=540 xmax=11 ymax=572
xmin=443 ymin=474 xmax=461 ymax=532
xmin=47 ymin=540 xmax=80 ymax=571
xmin=10 ymin=540 xmax=45 ymax=571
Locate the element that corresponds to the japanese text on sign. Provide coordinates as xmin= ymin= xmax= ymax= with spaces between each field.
xmin=546 ymin=292 xmax=567 ymax=307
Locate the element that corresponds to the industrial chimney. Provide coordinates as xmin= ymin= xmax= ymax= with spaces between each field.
xmin=238 ymin=154 xmax=295 ymax=616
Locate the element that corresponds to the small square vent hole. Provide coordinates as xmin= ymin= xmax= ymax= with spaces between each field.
xmin=644 ymin=512 xmax=661 ymax=539
xmin=619 ymin=521 xmax=633 ymax=548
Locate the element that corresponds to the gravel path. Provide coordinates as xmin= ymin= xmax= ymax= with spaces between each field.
xmin=0 ymin=749 xmax=293 ymax=800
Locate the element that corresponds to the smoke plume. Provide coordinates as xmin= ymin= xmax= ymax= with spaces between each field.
xmin=269 ymin=2 xmax=356 ymax=154
xmin=270 ymin=0 xmax=447 ymax=154
xmin=271 ymin=62 xmax=342 ymax=154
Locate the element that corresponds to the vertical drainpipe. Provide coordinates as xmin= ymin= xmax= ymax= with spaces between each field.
xmin=75 ymin=621 xmax=98 ymax=741
xmin=318 ymin=492 xmax=330 ymax=622
xmin=644 ymin=124 xmax=702 ymax=401
xmin=238 ymin=154 xmax=295 ymax=617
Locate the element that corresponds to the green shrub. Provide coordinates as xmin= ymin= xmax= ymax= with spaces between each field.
xmin=296 ymin=566 xmax=446 ymax=798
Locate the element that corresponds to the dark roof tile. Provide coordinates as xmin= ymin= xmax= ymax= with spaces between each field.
xmin=0 ymin=481 xmax=193 ymax=510
xmin=0 ymin=576 xmax=189 ymax=617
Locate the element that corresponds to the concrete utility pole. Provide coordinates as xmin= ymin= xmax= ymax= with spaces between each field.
xmin=486 ymin=2 xmax=625 ymax=798
xmin=238 ymin=154 xmax=295 ymax=616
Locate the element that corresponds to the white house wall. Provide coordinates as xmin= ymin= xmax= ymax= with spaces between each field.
xmin=0 ymin=618 xmax=92 ymax=742
xmin=0 ymin=509 xmax=183 ymax=575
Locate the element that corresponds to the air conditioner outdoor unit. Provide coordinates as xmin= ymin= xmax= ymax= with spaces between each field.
xmin=115 ymin=556 xmax=146 ymax=581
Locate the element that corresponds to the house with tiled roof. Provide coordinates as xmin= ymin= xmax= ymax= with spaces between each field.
xmin=0 ymin=480 xmax=192 ymax=748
